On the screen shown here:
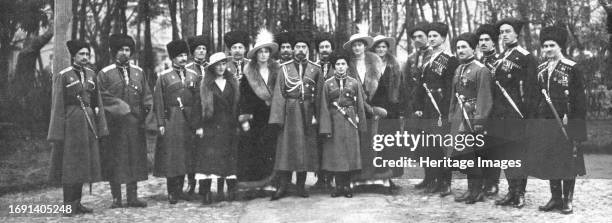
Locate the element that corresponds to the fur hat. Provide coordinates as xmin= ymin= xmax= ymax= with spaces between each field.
xmin=274 ymin=31 xmax=292 ymax=46
xmin=224 ymin=30 xmax=250 ymax=49
xmin=407 ymin=22 xmax=430 ymax=38
xmin=475 ymin=24 xmax=499 ymax=43
xmin=290 ymin=30 xmax=313 ymax=47
xmin=426 ymin=22 xmax=449 ymax=37
xmin=166 ymin=40 xmax=189 ymax=59
xmin=109 ymin=34 xmax=135 ymax=55
xmin=315 ymin=32 xmax=334 ymax=51
xmin=454 ymin=32 xmax=479 ymax=50
xmin=540 ymin=26 xmax=568 ymax=51
xmin=329 ymin=49 xmax=351 ymax=68
xmin=66 ymin=40 xmax=90 ymax=56
xmin=187 ymin=35 xmax=210 ymax=54
xmin=496 ymin=18 xmax=525 ymax=35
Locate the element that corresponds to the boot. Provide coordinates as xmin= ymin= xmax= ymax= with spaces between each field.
xmin=513 ymin=179 xmax=527 ymax=208
xmin=313 ymin=171 xmax=327 ymax=190
xmin=561 ymin=179 xmax=575 ymax=214
xmin=73 ymin=184 xmax=92 ymax=214
xmin=175 ymin=176 xmax=192 ymax=201
xmin=186 ymin=173 xmax=196 ymax=195
xmin=495 ymin=180 xmax=516 ymax=206
xmin=438 ymin=170 xmax=452 ymax=197
xmin=110 ymin=183 xmax=122 ymax=208
xmin=415 ymin=168 xmax=431 ymax=189
xmin=75 ymin=200 xmax=93 ymax=214
xmin=465 ymin=178 xmax=484 ymax=204
xmin=199 ymin=179 xmax=212 ymax=204
xmin=331 ymin=174 xmax=344 ymax=198
xmin=483 ymin=183 xmax=499 ymax=196
xmin=483 ymin=167 xmax=500 ymax=196
xmin=539 ymin=180 xmax=562 ymax=212
xmin=126 ymin=182 xmax=147 ymax=208
xmin=226 ymin=179 xmax=237 ymax=201
xmin=455 ymin=179 xmax=472 ymax=202
xmin=216 ymin=178 xmax=226 ymax=202
xmin=62 ymin=185 xmax=76 ymax=217
xmin=167 ymin=177 xmax=178 ymax=204
xmin=343 ymin=173 xmax=353 ymax=198
xmin=296 ymin=172 xmax=309 ymax=198
xmin=424 ymin=179 xmax=440 ymax=193
xmin=271 ymin=172 xmax=289 ymax=201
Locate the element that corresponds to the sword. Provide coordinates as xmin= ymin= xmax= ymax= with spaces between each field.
xmin=455 ymin=93 xmax=473 ymax=132
xmin=422 ymin=83 xmax=443 ymax=127
xmin=541 ymin=89 xmax=577 ymax=158
xmin=332 ymin=102 xmax=358 ymax=129
xmin=177 ymin=97 xmax=189 ymax=123
xmin=77 ymin=95 xmax=99 ymax=139
xmin=495 ymin=81 xmax=524 ymax=119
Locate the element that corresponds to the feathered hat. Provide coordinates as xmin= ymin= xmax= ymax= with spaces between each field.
xmin=343 ymin=21 xmax=374 ymax=50
xmin=246 ymin=28 xmax=279 ymax=59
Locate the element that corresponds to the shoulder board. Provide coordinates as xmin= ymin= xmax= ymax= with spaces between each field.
xmin=560 ymin=58 xmax=576 ymax=66
xmin=83 ymin=67 xmax=95 ymax=73
xmin=59 ymin=67 xmax=73 ymax=75
xmin=130 ymin=64 xmax=143 ymax=71
xmin=537 ymin=62 xmax=547 ymax=70
xmin=472 ymin=60 xmax=485 ymax=68
xmin=243 ymin=58 xmax=251 ymax=62
xmin=101 ymin=64 xmax=116 ymax=73
xmin=325 ymin=77 xmax=336 ymax=83
xmin=308 ymin=60 xmax=321 ymax=68
xmin=160 ymin=68 xmax=174 ymax=76
xmin=185 ymin=68 xmax=197 ymax=74
xmin=515 ymin=46 xmax=530 ymax=55
xmin=185 ymin=62 xmax=194 ymax=67
xmin=280 ymin=60 xmax=294 ymax=66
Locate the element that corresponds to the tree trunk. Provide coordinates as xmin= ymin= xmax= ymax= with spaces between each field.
xmin=371 ymin=0 xmax=382 ymax=34
xmin=336 ymin=0 xmax=350 ymax=47
xmin=218 ymin=0 xmax=223 ymax=51
xmin=79 ymin=0 xmax=87 ymax=40
xmin=517 ymin=0 xmax=533 ymax=51
xmin=168 ymin=0 xmax=180 ymax=40
xmin=140 ymin=0 xmax=155 ymax=88
xmin=355 ymin=0 xmax=361 ymax=22
xmin=181 ymin=0 xmax=196 ymax=38
xmin=71 ymin=0 xmax=79 ymax=39
xmin=54 ymin=0 xmax=73 ymax=74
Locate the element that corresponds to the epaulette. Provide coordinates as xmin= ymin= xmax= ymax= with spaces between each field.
xmin=185 ymin=62 xmax=194 ymax=67
xmin=101 ymin=64 xmax=116 ymax=73
xmin=560 ymin=58 xmax=576 ymax=67
xmin=130 ymin=64 xmax=143 ymax=72
xmin=473 ymin=60 xmax=485 ymax=68
xmin=308 ymin=60 xmax=321 ymax=68
xmin=160 ymin=68 xmax=174 ymax=76
xmin=280 ymin=59 xmax=294 ymax=66
xmin=325 ymin=77 xmax=336 ymax=83
xmin=59 ymin=67 xmax=73 ymax=75
xmin=537 ymin=62 xmax=548 ymax=70
xmin=83 ymin=66 xmax=95 ymax=73
xmin=515 ymin=46 xmax=530 ymax=55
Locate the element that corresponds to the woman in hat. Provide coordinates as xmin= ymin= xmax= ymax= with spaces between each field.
xmin=526 ymin=26 xmax=586 ymax=214
xmin=342 ymin=23 xmax=393 ymax=192
xmin=319 ymin=50 xmax=367 ymax=198
xmin=194 ymin=52 xmax=240 ymax=204
xmin=237 ymin=28 xmax=281 ymax=198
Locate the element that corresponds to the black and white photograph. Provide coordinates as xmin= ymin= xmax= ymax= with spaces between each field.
xmin=1 ymin=0 xmax=612 ymax=222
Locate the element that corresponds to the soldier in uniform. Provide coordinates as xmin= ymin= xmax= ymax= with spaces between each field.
xmin=48 ymin=40 xmax=108 ymax=216
xmin=98 ymin=34 xmax=151 ymax=208
xmin=319 ymin=49 xmax=367 ymax=198
xmin=490 ymin=18 xmax=537 ymax=208
xmin=527 ymin=26 xmax=586 ymax=214
xmin=152 ymin=40 xmax=202 ymax=204
xmin=448 ymin=33 xmax=493 ymax=204
xmin=224 ymin=31 xmax=250 ymax=81
xmin=413 ymin=22 xmax=459 ymax=196
xmin=275 ymin=31 xmax=293 ymax=64
xmin=184 ymin=35 xmax=209 ymax=196
xmin=475 ymin=24 xmax=501 ymax=196
xmin=269 ymin=31 xmax=321 ymax=200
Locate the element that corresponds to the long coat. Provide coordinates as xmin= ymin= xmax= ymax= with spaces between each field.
xmin=525 ymin=58 xmax=587 ymax=179
xmin=319 ymin=74 xmax=367 ymax=171
xmin=269 ymin=60 xmax=320 ymax=172
xmin=48 ymin=65 xmax=109 ymax=185
xmin=488 ymin=44 xmax=537 ymax=178
xmin=447 ymin=59 xmax=493 ymax=174
xmin=237 ymin=60 xmax=280 ymax=182
xmin=152 ymin=67 xmax=201 ymax=178
xmin=186 ymin=61 xmax=207 ymax=173
xmin=98 ymin=63 xmax=152 ymax=183
xmin=195 ymin=71 xmax=240 ymax=176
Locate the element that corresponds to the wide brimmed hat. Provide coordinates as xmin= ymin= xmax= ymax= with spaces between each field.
xmin=371 ymin=35 xmax=396 ymax=50
xmin=343 ymin=21 xmax=373 ymax=50
xmin=205 ymin=52 xmax=231 ymax=70
xmin=246 ymin=28 xmax=279 ymax=59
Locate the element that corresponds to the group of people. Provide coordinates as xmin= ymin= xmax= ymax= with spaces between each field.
xmin=47 ymin=17 xmax=586 ymax=217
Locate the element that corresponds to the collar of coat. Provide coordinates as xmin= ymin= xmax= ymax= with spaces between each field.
xmin=348 ymin=51 xmax=384 ymax=100
xmin=243 ymin=60 xmax=280 ymax=104
xmin=201 ymin=72 xmax=239 ymax=120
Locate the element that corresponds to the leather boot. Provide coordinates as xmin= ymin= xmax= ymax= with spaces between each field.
xmin=126 ymin=182 xmax=147 ymax=208
xmin=415 ymin=168 xmax=431 ymax=189
xmin=483 ymin=183 xmax=499 ymax=196
xmin=495 ymin=180 xmax=516 ymax=206
xmin=62 ymin=185 xmax=76 ymax=217
xmin=75 ymin=200 xmax=93 ymax=214
xmin=561 ymin=179 xmax=575 ymax=214
xmin=199 ymin=179 xmax=212 ymax=204
xmin=513 ymin=179 xmax=527 ymax=208
xmin=313 ymin=171 xmax=327 ymax=189
xmin=539 ymin=180 xmax=562 ymax=211
xmin=296 ymin=172 xmax=309 ymax=198
xmin=73 ymin=184 xmax=92 ymax=214
xmin=331 ymin=174 xmax=344 ymax=198
xmin=175 ymin=176 xmax=192 ymax=201
xmin=455 ymin=179 xmax=472 ymax=202
xmin=216 ymin=178 xmax=226 ymax=202
xmin=167 ymin=177 xmax=178 ymax=204
xmin=110 ymin=183 xmax=122 ymax=208
xmin=186 ymin=173 xmax=196 ymax=195
xmin=271 ymin=172 xmax=289 ymax=201
xmin=466 ymin=178 xmax=484 ymax=204
xmin=226 ymin=179 xmax=237 ymax=201
xmin=438 ymin=169 xmax=452 ymax=197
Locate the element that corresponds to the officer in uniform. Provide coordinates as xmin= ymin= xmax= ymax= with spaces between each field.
xmin=48 ymin=40 xmax=108 ymax=216
xmin=413 ymin=22 xmax=459 ymax=197
xmin=448 ymin=33 xmax=493 ymax=204
xmin=184 ymin=35 xmax=209 ymax=196
xmin=490 ymin=18 xmax=537 ymax=208
xmin=275 ymin=31 xmax=293 ymax=64
xmin=98 ymin=34 xmax=151 ymax=208
xmin=224 ymin=31 xmax=251 ymax=81
xmin=269 ymin=31 xmax=322 ymax=200
xmin=475 ymin=24 xmax=501 ymax=196
xmin=152 ymin=40 xmax=202 ymax=204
